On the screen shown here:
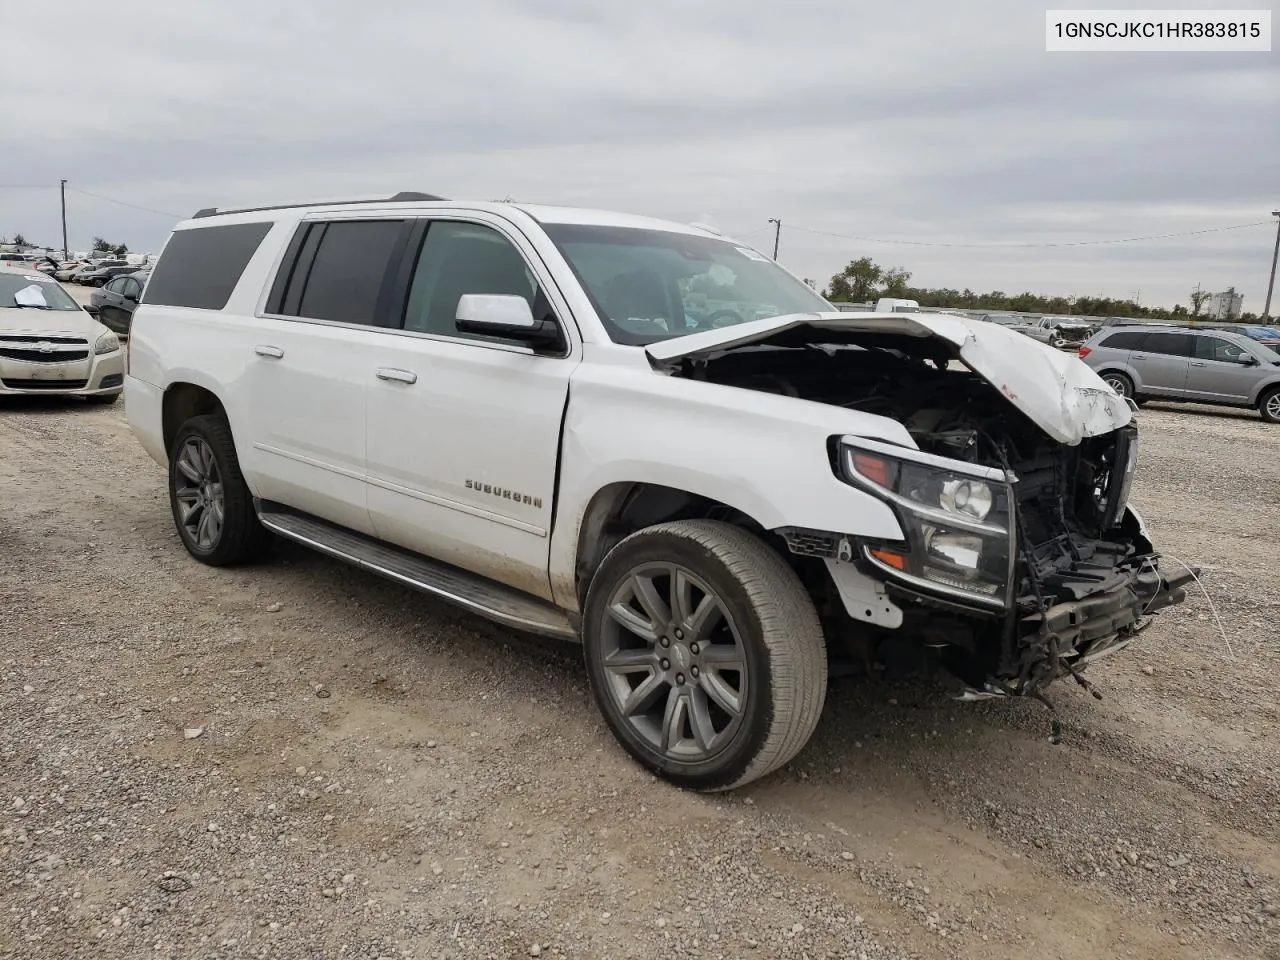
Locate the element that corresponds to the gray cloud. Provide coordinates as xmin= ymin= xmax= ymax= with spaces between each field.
xmin=4 ymin=0 xmax=1276 ymax=309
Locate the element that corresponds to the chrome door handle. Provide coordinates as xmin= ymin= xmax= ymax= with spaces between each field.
xmin=1190 ymin=361 xmax=1207 ymax=367
xmin=254 ymin=345 xmax=284 ymax=359
xmin=376 ymin=367 xmax=418 ymax=385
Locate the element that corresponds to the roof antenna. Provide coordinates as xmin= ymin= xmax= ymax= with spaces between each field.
xmin=690 ymin=214 xmax=722 ymax=235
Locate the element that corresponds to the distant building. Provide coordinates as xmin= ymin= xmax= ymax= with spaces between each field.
xmin=1204 ymin=289 xmax=1243 ymax=320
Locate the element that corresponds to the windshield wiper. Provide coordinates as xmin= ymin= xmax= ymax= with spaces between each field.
xmin=12 ymin=303 xmax=50 ymax=309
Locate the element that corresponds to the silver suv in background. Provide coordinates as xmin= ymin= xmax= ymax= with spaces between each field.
xmin=1079 ymin=324 xmax=1280 ymax=422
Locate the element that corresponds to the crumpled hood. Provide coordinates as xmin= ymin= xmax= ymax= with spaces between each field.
xmin=645 ymin=311 xmax=1132 ymax=446
xmin=0 ymin=306 xmax=103 ymax=337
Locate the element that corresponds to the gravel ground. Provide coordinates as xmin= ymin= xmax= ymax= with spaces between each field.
xmin=1 ymin=387 xmax=1277 ymax=960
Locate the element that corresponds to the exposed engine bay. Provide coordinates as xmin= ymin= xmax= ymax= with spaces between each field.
xmin=667 ymin=339 xmax=1196 ymax=709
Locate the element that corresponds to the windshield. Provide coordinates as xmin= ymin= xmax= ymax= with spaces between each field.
xmin=0 ymin=273 xmax=81 ymax=311
xmin=541 ymin=223 xmax=831 ymax=345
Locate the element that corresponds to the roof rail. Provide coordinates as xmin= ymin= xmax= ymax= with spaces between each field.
xmin=191 ymin=191 xmax=448 ymax=219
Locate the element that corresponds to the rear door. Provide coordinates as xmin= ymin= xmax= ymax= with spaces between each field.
xmin=1128 ymin=331 xmax=1193 ymax=396
xmin=239 ymin=216 xmax=411 ymax=535
xmin=1185 ymin=333 xmax=1259 ymax=403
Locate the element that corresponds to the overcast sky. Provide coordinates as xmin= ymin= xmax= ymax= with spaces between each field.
xmin=4 ymin=0 xmax=1277 ymax=309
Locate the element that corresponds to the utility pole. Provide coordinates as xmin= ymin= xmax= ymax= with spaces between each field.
xmin=1263 ymin=210 xmax=1280 ymax=322
xmin=60 ymin=179 xmax=69 ymax=261
xmin=768 ymin=218 xmax=781 ymax=260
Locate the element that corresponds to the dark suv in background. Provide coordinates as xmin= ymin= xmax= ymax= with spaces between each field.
xmin=1079 ymin=324 xmax=1280 ymax=422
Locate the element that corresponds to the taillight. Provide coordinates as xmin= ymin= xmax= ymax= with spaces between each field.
xmin=1077 ymin=345 xmax=1092 ymax=358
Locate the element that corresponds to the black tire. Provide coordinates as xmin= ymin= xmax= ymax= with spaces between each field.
xmin=1259 ymin=387 xmax=1280 ymax=424
xmin=168 ymin=413 xmax=271 ymax=566
xmin=1101 ymin=371 xmax=1134 ymax=400
xmin=582 ymin=519 xmax=827 ymax=791
xmin=85 ymin=392 xmax=120 ymax=405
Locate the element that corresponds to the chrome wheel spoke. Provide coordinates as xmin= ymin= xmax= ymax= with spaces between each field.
xmin=622 ymin=670 xmax=667 ymax=717
xmin=687 ymin=687 xmax=718 ymax=752
xmin=176 ymin=446 xmax=203 ymax=484
xmin=699 ymin=668 xmax=743 ymax=717
xmin=607 ymin=602 xmax=659 ymax=643
xmin=660 ymin=687 xmax=687 ymax=752
xmin=631 ymin=572 xmax=672 ymax=628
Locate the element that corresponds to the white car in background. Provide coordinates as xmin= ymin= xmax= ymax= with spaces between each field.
xmin=0 ymin=265 xmax=125 ymax=403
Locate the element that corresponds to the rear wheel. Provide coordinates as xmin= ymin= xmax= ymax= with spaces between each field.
xmin=1101 ymin=371 xmax=1134 ymax=400
xmin=582 ymin=520 xmax=827 ymax=791
xmin=1259 ymin=388 xmax=1280 ymax=424
xmin=168 ymin=414 xmax=271 ymax=566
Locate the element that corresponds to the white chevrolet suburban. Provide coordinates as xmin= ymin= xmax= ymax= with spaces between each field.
xmin=125 ymin=192 xmax=1194 ymax=790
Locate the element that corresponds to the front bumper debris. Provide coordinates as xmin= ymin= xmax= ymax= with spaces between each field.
xmin=962 ymin=560 xmax=1198 ymax=702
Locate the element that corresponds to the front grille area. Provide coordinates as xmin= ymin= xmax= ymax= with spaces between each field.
xmin=0 ymin=348 xmax=90 ymax=363
xmin=1 ymin=378 xmax=89 ymax=391
xmin=0 ymin=334 xmax=87 ymax=345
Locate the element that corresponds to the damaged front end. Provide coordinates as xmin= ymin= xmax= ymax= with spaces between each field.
xmin=838 ymin=426 xmax=1195 ymax=701
xmin=650 ymin=311 xmax=1198 ymax=705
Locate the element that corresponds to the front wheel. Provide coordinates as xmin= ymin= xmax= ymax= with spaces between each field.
xmin=1259 ymin=388 xmax=1280 ymax=424
xmin=168 ymin=414 xmax=271 ymax=566
xmin=582 ymin=520 xmax=827 ymax=791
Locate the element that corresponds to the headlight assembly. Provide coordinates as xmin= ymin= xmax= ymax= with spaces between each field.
xmin=839 ymin=437 xmax=1016 ymax=608
xmin=94 ymin=331 xmax=120 ymax=354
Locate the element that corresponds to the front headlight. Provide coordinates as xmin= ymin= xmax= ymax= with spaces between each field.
xmin=94 ymin=331 xmax=119 ymax=354
xmin=840 ymin=438 xmax=1015 ymax=608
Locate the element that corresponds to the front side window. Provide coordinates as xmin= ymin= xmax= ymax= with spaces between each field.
xmin=402 ymin=221 xmax=545 ymax=342
xmin=0 ymin=273 xmax=81 ymax=311
xmin=541 ymin=223 xmax=830 ymax=346
xmin=1195 ymin=336 xmax=1248 ymax=363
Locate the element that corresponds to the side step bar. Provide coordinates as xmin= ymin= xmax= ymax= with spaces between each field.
xmin=256 ymin=502 xmax=577 ymax=641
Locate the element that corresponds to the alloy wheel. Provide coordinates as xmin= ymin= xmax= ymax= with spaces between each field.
xmin=1104 ymin=375 xmax=1131 ymax=398
xmin=1267 ymin=393 xmax=1280 ymax=421
xmin=173 ymin=437 xmax=225 ymax=550
xmin=597 ymin=562 xmax=748 ymax=762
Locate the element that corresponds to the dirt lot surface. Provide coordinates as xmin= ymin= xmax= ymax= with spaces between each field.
xmin=2 ymin=395 xmax=1277 ymax=960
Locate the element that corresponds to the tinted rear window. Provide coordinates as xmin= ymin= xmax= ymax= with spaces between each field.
xmin=144 ymin=222 xmax=272 ymax=310
xmin=1100 ymin=332 xmax=1148 ymax=350
xmin=289 ymin=220 xmax=404 ymax=324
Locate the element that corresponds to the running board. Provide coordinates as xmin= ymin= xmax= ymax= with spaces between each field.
xmin=256 ymin=503 xmax=577 ymax=641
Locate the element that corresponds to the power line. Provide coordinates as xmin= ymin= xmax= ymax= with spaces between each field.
xmin=67 ymin=188 xmax=180 ymax=219
xmin=784 ymin=220 xmax=1274 ymax=249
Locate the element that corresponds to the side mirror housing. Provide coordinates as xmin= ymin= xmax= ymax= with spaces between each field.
xmin=1241 ymin=354 xmax=1260 ymax=365
xmin=455 ymin=294 xmax=561 ymax=349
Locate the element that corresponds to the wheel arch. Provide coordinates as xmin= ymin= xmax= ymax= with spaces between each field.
xmin=569 ymin=481 xmax=777 ymax=609
xmin=1248 ymin=377 xmax=1280 ymax=406
xmin=162 ymin=380 xmax=227 ymax=457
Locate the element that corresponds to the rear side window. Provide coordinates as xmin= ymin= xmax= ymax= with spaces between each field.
xmin=275 ymin=220 xmax=404 ymax=325
xmin=1140 ymin=332 xmax=1194 ymax=357
xmin=1100 ymin=331 xmax=1148 ymax=350
xmin=144 ymin=222 xmax=272 ymax=310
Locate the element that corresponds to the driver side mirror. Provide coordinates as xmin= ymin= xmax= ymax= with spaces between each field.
xmin=455 ymin=294 xmax=561 ymax=349
xmin=1238 ymin=354 xmax=1259 ymax=366
xmin=123 ymin=292 xmax=138 ymax=303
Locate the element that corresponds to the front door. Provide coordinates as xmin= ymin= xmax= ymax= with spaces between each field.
xmin=1185 ymin=334 xmax=1260 ymax=403
xmin=363 ymin=217 xmax=578 ymax=601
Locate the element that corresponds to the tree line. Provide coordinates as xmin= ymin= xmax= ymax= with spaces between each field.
xmin=0 ymin=233 xmax=129 ymax=257
xmin=821 ymin=257 xmax=1264 ymax=323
